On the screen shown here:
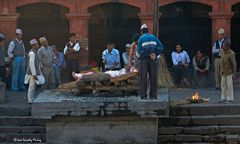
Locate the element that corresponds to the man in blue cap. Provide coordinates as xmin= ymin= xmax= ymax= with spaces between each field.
xmin=137 ymin=24 xmax=164 ymax=100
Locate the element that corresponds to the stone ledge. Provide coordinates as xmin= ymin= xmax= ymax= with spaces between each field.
xmin=31 ymin=89 xmax=169 ymax=119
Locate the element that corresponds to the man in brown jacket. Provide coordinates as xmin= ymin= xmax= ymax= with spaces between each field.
xmin=220 ymin=39 xmax=236 ymax=103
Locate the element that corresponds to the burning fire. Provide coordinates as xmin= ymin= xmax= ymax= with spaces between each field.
xmin=191 ymin=92 xmax=201 ymax=101
xmin=188 ymin=91 xmax=209 ymax=103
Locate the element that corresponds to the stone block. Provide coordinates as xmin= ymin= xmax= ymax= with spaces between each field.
xmin=184 ymin=126 xmax=219 ymax=134
xmin=175 ymin=134 xmax=202 ymax=142
xmin=192 ymin=115 xmax=240 ymax=126
xmin=158 ymin=127 xmax=183 ymax=134
xmin=158 ymin=135 xmax=174 ymax=143
xmin=220 ymin=126 xmax=240 ymax=134
xmin=159 ymin=116 xmax=191 ymax=126
xmin=47 ymin=116 xmax=156 ymax=144
xmin=0 ymin=81 xmax=6 ymax=103
xmin=202 ymin=134 xmax=225 ymax=142
xmin=226 ymin=135 xmax=239 ymax=142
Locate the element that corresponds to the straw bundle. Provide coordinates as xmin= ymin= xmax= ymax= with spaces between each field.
xmin=157 ymin=54 xmax=175 ymax=88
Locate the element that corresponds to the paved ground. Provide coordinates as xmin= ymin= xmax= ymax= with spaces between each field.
xmin=168 ymin=86 xmax=240 ymax=104
xmin=3 ymin=84 xmax=240 ymax=106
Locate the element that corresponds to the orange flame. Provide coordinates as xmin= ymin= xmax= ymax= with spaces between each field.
xmin=192 ymin=92 xmax=201 ymax=101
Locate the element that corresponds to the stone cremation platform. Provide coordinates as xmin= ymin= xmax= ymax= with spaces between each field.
xmin=31 ymin=89 xmax=169 ymax=144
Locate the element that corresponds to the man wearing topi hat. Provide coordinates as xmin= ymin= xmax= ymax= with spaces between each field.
xmin=137 ymin=24 xmax=164 ymax=100
xmin=37 ymin=37 xmax=55 ymax=89
xmin=7 ymin=29 xmax=26 ymax=91
xmin=212 ymin=28 xmax=226 ymax=90
xmin=25 ymin=39 xmax=41 ymax=103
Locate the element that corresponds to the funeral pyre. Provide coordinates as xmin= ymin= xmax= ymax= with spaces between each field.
xmin=58 ymin=68 xmax=139 ymax=96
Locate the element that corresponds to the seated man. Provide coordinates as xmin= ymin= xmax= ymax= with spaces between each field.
xmin=171 ymin=44 xmax=191 ymax=86
xmin=102 ymin=42 xmax=121 ymax=71
xmin=122 ymin=43 xmax=131 ymax=68
xmin=193 ymin=50 xmax=211 ymax=88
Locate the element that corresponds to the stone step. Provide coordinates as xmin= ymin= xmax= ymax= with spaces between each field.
xmin=0 ymin=133 xmax=46 ymax=142
xmin=0 ymin=104 xmax=30 ymax=116
xmin=158 ymin=134 xmax=240 ymax=143
xmin=0 ymin=116 xmax=46 ymax=126
xmin=170 ymin=104 xmax=240 ymax=116
xmin=159 ymin=115 xmax=240 ymax=126
xmin=159 ymin=125 xmax=240 ymax=135
xmin=0 ymin=126 xmax=45 ymax=134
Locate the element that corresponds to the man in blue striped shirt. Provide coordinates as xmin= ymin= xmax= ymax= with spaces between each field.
xmin=102 ymin=42 xmax=121 ymax=71
xmin=137 ymin=24 xmax=164 ymax=100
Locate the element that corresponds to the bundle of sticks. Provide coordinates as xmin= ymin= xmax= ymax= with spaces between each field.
xmin=157 ymin=54 xmax=175 ymax=88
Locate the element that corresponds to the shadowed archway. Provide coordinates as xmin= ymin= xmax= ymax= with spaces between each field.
xmin=17 ymin=3 xmax=69 ymax=51
xmin=159 ymin=2 xmax=212 ymax=66
xmin=88 ymin=3 xmax=141 ymax=66
xmin=232 ymin=3 xmax=240 ymax=71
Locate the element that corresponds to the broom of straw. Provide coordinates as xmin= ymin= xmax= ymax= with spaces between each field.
xmin=157 ymin=54 xmax=175 ymax=88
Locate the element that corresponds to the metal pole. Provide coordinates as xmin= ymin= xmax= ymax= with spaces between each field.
xmin=153 ymin=0 xmax=159 ymax=36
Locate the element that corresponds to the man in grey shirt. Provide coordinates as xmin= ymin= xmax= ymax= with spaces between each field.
xmin=7 ymin=29 xmax=26 ymax=91
xmin=38 ymin=37 xmax=55 ymax=89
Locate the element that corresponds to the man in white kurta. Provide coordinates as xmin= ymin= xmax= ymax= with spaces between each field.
xmin=26 ymin=39 xmax=41 ymax=103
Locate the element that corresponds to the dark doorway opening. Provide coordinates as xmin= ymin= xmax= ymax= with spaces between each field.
xmin=159 ymin=2 xmax=212 ymax=66
xmin=17 ymin=3 xmax=69 ymax=52
xmin=88 ymin=3 xmax=141 ymax=66
xmin=232 ymin=3 xmax=240 ymax=71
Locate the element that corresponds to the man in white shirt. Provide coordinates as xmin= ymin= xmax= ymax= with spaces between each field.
xmin=63 ymin=33 xmax=80 ymax=81
xmin=171 ymin=44 xmax=191 ymax=86
xmin=26 ymin=39 xmax=40 ymax=103
xmin=212 ymin=28 xmax=226 ymax=90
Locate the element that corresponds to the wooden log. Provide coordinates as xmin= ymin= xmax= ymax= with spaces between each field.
xmin=58 ymin=81 xmax=77 ymax=89
xmin=82 ymin=72 xmax=110 ymax=82
xmin=95 ymin=81 xmax=102 ymax=87
xmin=77 ymin=81 xmax=85 ymax=87
xmin=114 ymin=82 xmax=120 ymax=86
xmin=118 ymin=85 xmax=139 ymax=91
xmin=120 ymin=81 xmax=127 ymax=86
xmin=95 ymin=86 xmax=118 ymax=91
xmin=110 ymin=72 xmax=138 ymax=82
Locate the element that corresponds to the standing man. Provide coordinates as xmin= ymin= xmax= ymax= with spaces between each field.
xmin=0 ymin=33 xmax=6 ymax=84
xmin=220 ymin=40 xmax=236 ymax=103
xmin=8 ymin=29 xmax=26 ymax=91
xmin=26 ymin=39 xmax=41 ymax=103
xmin=102 ymin=42 xmax=121 ymax=71
xmin=137 ymin=24 xmax=164 ymax=100
xmin=38 ymin=37 xmax=55 ymax=89
xmin=212 ymin=28 xmax=226 ymax=90
xmin=64 ymin=33 xmax=80 ymax=81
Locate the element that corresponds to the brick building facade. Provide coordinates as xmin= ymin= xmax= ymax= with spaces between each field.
xmin=0 ymin=0 xmax=239 ymax=67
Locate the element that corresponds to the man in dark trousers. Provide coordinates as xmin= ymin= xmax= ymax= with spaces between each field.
xmin=137 ymin=24 xmax=164 ymax=100
xmin=64 ymin=33 xmax=80 ymax=81
xmin=0 ymin=33 xmax=6 ymax=84
xmin=212 ymin=28 xmax=226 ymax=90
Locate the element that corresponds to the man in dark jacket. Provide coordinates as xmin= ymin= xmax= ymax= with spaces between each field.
xmin=137 ymin=24 xmax=164 ymax=100
xmin=193 ymin=50 xmax=210 ymax=88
